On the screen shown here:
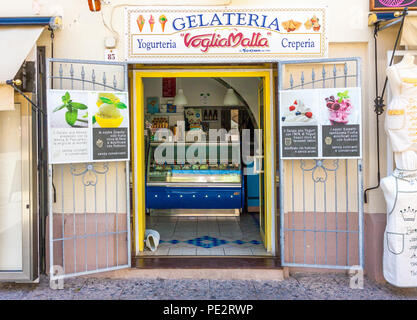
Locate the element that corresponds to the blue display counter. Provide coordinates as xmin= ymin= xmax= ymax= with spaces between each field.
xmin=146 ymin=186 xmax=243 ymax=209
xmin=145 ymin=141 xmax=244 ymax=211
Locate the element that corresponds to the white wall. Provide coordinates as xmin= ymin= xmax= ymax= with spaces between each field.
xmin=0 ymin=0 xmax=369 ymax=61
xmin=3 ymin=0 xmax=397 ymax=216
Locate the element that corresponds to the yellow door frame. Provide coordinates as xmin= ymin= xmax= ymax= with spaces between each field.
xmin=132 ymin=69 xmax=275 ymax=254
xmin=257 ymin=79 xmax=266 ymax=245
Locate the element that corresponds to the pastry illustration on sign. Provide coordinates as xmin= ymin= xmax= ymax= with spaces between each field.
xmin=159 ymin=15 xmax=167 ymax=32
xmin=137 ymin=15 xmax=145 ymax=32
xmin=325 ymin=91 xmax=353 ymax=125
xmin=304 ymin=15 xmax=321 ymax=31
xmin=281 ymin=99 xmax=315 ymax=123
xmin=93 ymin=92 xmax=127 ymax=128
xmin=282 ymin=20 xmax=302 ymax=32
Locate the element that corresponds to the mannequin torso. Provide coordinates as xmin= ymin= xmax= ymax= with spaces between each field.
xmin=385 ymin=53 xmax=417 ymax=170
xmin=381 ymin=176 xmax=396 ymax=214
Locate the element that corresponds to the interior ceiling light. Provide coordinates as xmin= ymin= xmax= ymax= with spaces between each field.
xmin=173 ymin=78 xmax=188 ymax=106
xmin=223 ymin=88 xmax=240 ymax=106
xmin=173 ymin=89 xmax=188 ymax=106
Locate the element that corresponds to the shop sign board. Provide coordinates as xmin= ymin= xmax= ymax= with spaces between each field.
xmin=279 ymin=87 xmax=362 ymax=159
xmin=125 ymin=7 xmax=327 ymax=62
xmin=370 ymin=0 xmax=417 ymax=11
xmin=47 ymin=90 xmax=130 ymax=164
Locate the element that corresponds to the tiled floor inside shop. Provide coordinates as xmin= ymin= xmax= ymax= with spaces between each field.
xmin=140 ymin=213 xmax=269 ymax=256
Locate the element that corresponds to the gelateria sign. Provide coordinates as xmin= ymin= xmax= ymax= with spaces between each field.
xmin=125 ymin=7 xmax=327 ymax=61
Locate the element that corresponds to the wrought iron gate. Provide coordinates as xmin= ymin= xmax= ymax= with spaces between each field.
xmin=47 ymin=58 xmax=131 ymax=280
xmin=278 ymin=58 xmax=364 ymax=270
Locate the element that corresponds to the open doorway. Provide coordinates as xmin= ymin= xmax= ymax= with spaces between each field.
xmin=132 ymin=69 xmax=275 ymax=258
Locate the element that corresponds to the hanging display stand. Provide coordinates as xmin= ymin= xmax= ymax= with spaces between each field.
xmin=364 ymin=7 xmax=408 ymax=203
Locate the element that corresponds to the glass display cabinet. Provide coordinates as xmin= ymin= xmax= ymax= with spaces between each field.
xmin=145 ymin=141 xmax=244 ymax=212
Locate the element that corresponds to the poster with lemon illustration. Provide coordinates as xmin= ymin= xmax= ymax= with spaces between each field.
xmin=91 ymin=92 xmax=129 ymax=161
xmin=93 ymin=92 xmax=128 ymax=128
xmin=47 ymin=89 xmax=129 ymax=164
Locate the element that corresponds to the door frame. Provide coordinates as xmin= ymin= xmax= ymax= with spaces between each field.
xmin=132 ymin=68 xmax=276 ymax=255
xmin=0 ymin=94 xmax=36 ymax=281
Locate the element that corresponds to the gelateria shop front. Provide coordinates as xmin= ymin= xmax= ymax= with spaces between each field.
xmin=47 ymin=6 xmax=364 ymax=280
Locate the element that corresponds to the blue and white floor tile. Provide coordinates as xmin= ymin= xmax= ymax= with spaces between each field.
xmin=141 ymin=213 xmax=269 ymax=256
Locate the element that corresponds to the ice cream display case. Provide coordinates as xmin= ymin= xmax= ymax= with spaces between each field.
xmin=145 ymin=141 xmax=244 ymax=211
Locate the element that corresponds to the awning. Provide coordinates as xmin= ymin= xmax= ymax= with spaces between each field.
xmin=0 ymin=26 xmax=44 ymax=83
xmin=0 ymin=26 xmax=44 ymax=110
xmin=0 ymin=85 xmax=14 ymax=111
xmin=401 ymin=15 xmax=417 ymax=47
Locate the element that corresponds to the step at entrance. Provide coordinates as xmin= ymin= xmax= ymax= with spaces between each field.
xmin=133 ymin=257 xmax=281 ymax=269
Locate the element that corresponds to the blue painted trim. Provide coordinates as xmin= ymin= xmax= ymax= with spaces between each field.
xmin=376 ymin=13 xmax=397 ymax=20
xmin=0 ymin=17 xmax=54 ymax=26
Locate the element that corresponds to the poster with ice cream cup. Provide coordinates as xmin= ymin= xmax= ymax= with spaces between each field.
xmin=279 ymin=87 xmax=362 ymax=159
xmin=319 ymin=87 xmax=361 ymax=158
xmin=91 ymin=92 xmax=130 ymax=161
xmin=280 ymin=89 xmax=319 ymax=126
xmin=318 ymin=87 xmax=360 ymax=126
xmin=279 ymin=89 xmax=319 ymax=158
xmin=92 ymin=92 xmax=129 ymax=129
xmin=47 ymin=90 xmax=130 ymax=164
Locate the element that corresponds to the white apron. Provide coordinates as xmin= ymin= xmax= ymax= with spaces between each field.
xmin=383 ymin=170 xmax=417 ymax=287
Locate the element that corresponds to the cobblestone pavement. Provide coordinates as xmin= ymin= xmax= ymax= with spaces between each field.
xmin=1 ymin=273 xmax=417 ymax=300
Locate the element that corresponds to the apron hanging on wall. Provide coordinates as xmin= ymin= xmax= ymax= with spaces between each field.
xmin=384 ymin=170 xmax=417 ymax=287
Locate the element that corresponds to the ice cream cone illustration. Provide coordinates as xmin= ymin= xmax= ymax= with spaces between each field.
xmin=159 ymin=15 xmax=167 ymax=32
xmin=149 ymin=15 xmax=155 ymax=32
xmin=137 ymin=15 xmax=145 ymax=32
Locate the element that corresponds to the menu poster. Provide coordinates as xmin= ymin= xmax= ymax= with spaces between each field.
xmin=47 ymin=90 xmax=130 ymax=164
xmin=279 ymin=87 xmax=361 ymax=159
xmin=282 ymin=126 xmax=318 ymax=158
xmin=162 ymin=77 xmax=176 ymax=97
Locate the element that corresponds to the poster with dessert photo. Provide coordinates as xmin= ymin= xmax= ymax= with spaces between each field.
xmin=279 ymin=87 xmax=362 ymax=159
xmin=280 ymin=89 xmax=318 ymax=126
xmin=279 ymin=89 xmax=319 ymax=158
xmin=47 ymin=90 xmax=130 ymax=164
xmin=319 ymin=88 xmax=360 ymax=126
xmin=319 ymin=87 xmax=361 ymax=158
